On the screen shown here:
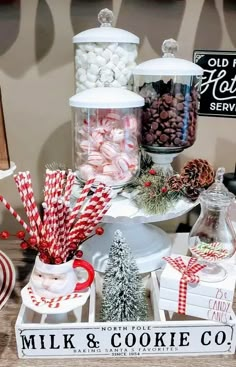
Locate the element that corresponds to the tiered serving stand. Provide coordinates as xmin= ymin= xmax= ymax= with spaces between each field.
xmin=72 ymin=185 xmax=197 ymax=274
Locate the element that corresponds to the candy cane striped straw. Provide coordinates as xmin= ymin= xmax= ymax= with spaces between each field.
xmin=14 ymin=172 xmax=39 ymax=237
xmin=68 ymin=178 xmax=95 ymax=228
xmin=25 ymin=171 xmax=43 ymax=235
xmin=84 ymin=189 xmax=112 ymax=237
xmin=0 ymin=195 xmax=34 ymax=236
xmin=68 ymin=183 xmax=105 ymax=241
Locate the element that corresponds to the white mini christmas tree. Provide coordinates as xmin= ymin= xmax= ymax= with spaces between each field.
xmin=100 ymin=229 xmax=147 ymax=322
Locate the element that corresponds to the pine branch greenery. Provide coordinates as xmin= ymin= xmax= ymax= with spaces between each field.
xmin=133 ymin=169 xmax=182 ymax=214
xmin=100 ymin=230 xmax=148 ymax=322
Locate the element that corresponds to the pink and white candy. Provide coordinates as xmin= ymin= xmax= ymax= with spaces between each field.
xmin=100 ymin=142 xmax=120 ymax=160
xmin=110 ymin=128 xmax=125 ymax=143
xmin=91 ymin=131 xmax=103 ymax=149
xmin=103 ymin=164 xmax=118 ymax=177
xmin=87 ymin=151 xmax=105 ymax=166
xmin=113 ymin=153 xmax=131 ymax=172
xmin=122 ymin=115 xmax=138 ymax=131
xmin=79 ymin=164 xmax=95 ymax=180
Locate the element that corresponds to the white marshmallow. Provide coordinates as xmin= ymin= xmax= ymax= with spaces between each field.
xmin=84 ymin=80 xmax=96 ymax=89
xmin=110 ymin=80 xmax=121 ymax=88
xmin=79 ymin=74 xmax=87 ymax=83
xmin=96 ymin=80 xmax=103 ymax=87
xmin=117 ymin=75 xmax=127 ymax=86
xmin=116 ymin=46 xmax=126 ymax=57
xmin=96 ymin=55 xmax=106 ymax=66
xmin=80 ymin=53 xmax=88 ymax=65
xmin=117 ymin=61 xmax=126 ymax=70
xmin=87 ymin=51 xmax=96 ymax=63
xmin=108 ymin=43 xmax=118 ymax=52
xmin=78 ymin=44 xmax=86 ymax=52
xmin=111 ymin=54 xmax=120 ymax=65
xmin=103 ymin=48 xmax=113 ymax=61
xmin=84 ymin=44 xmax=94 ymax=52
xmin=89 ymin=64 xmax=100 ymax=75
xmin=87 ymin=72 xmax=97 ymax=82
xmin=100 ymin=71 xmax=113 ymax=83
xmin=106 ymin=62 xmax=115 ymax=70
xmin=94 ymin=46 xmax=103 ymax=55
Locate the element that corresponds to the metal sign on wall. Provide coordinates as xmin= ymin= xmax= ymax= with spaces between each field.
xmin=193 ymin=50 xmax=236 ymax=118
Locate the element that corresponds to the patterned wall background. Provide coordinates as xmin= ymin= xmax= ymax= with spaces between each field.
xmin=0 ymin=0 xmax=236 ymax=231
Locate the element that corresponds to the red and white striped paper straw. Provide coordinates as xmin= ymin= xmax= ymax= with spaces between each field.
xmin=68 ymin=178 xmax=95 ymax=228
xmin=0 ymin=195 xmax=34 ymax=236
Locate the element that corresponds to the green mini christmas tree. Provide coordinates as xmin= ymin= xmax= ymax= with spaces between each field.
xmin=100 ymin=229 xmax=147 ymax=322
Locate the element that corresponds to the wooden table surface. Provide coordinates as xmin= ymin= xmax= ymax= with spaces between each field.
xmin=0 ymin=238 xmax=235 ymax=367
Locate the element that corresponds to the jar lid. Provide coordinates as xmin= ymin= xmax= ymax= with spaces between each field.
xmin=69 ymin=87 xmax=144 ymax=109
xmin=133 ymin=39 xmax=203 ymax=76
xmin=201 ymin=167 xmax=235 ymax=206
xmin=73 ymin=8 xmax=139 ymax=44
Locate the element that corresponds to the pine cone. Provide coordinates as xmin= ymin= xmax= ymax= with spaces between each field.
xmin=167 ymin=175 xmax=183 ymax=192
xmin=180 ymin=159 xmax=214 ymax=188
xmin=184 ymin=184 xmax=202 ymax=201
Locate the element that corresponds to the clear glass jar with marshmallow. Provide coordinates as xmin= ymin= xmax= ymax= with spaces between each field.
xmin=69 ymin=87 xmax=144 ymax=188
xmin=73 ymin=8 xmax=139 ymax=93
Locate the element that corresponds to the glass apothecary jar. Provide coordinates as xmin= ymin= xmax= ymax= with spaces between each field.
xmin=73 ymin=8 xmax=139 ymax=93
xmin=188 ymin=168 xmax=236 ymax=282
xmin=133 ymin=39 xmax=204 ymax=154
xmin=69 ymin=87 xmax=144 ymax=188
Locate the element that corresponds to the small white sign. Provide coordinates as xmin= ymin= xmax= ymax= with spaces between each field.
xmin=16 ymin=321 xmax=236 ymax=358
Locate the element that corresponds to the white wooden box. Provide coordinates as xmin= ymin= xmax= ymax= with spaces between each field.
xmin=15 ymin=272 xmax=236 ymax=359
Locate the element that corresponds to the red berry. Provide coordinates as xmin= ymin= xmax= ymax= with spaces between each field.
xmin=144 ymin=181 xmax=152 ymax=187
xmin=55 ymin=257 xmax=63 ymax=265
xmin=148 ymin=169 xmax=156 ymax=175
xmin=28 ymin=237 xmax=37 ymax=246
xmin=69 ymin=243 xmax=77 ymax=250
xmin=40 ymin=241 xmax=50 ymax=249
xmin=78 ymin=232 xmax=86 ymax=241
xmin=39 ymin=253 xmax=50 ymax=263
xmin=95 ymin=227 xmax=104 ymax=236
xmin=161 ymin=186 xmax=168 ymax=194
xmin=20 ymin=241 xmax=29 ymax=250
xmin=16 ymin=230 xmax=25 ymax=239
xmin=75 ymin=250 xmax=83 ymax=258
xmin=0 ymin=231 xmax=10 ymax=239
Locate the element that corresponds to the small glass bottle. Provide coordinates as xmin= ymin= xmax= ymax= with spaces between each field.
xmin=188 ymin=167 xmax=236 ymax=282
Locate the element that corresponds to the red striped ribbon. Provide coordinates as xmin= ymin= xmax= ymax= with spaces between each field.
xmin=163 ymin=256 xmax=206 ymax=314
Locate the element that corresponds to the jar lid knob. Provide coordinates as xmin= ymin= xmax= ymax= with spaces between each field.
xmin=98 ymin=8 xmax=114 ymax=27
xmin=215 ymin=167 xmax=225 ymax=184
xmin=162 ymin=38 xmax=178 ymax=58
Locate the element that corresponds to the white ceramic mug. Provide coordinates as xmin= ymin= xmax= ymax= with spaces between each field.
xmin=29 ymin=255 xmax=95 ymax=299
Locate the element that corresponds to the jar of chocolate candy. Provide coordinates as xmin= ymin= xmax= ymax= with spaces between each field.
xmin=73 ymin=8 xmax=139 ymax=93
xmin=133 ymin=39 xmax=204 ymax=154
xmin=69 ymin=87 xmax=144 ymax=188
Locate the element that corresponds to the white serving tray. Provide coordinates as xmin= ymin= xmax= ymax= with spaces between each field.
xmin=15 ymin=272 xmax=236 ymax=359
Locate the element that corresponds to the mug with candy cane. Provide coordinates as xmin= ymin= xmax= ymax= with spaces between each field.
xmin=188 ymin=168 xmax=236 ymax=282
xmin=70 ymin=87 xmax=144 ymax=189
xmin=0 ymin=171 xmax=112 ymax=309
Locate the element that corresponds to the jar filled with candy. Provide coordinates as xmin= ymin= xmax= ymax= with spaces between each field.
xmin=133 ymin=39 xmax=204 ymax=153
xmin=69 ymin=87 xmax=144 ymax=188
xmin=73 ymin=8 xmax=139 ymax=93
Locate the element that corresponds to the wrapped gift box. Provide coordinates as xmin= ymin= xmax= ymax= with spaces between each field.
xmin=159 ymin=255 xmax=236 ymax=321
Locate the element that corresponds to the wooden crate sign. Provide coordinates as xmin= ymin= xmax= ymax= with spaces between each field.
xmin=16 ymin=318 xmax=236 ymax=358
xmin=0 ymin=88 xmax=10 ymax=170
xmin=15 ymin=274 xmax=236 ymax=358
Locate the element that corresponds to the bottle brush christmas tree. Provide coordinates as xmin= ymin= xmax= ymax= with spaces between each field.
xmin=100 ymin=229 xmax=148 ymax=322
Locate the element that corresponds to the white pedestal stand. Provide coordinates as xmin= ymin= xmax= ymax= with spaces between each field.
xmin=77 ymin=190 xmax=197 ymax=274
xmin=0 ymin=161 xmax=16 ymax=180
xmin=148 ymin=152 xmax=179 ymax=174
